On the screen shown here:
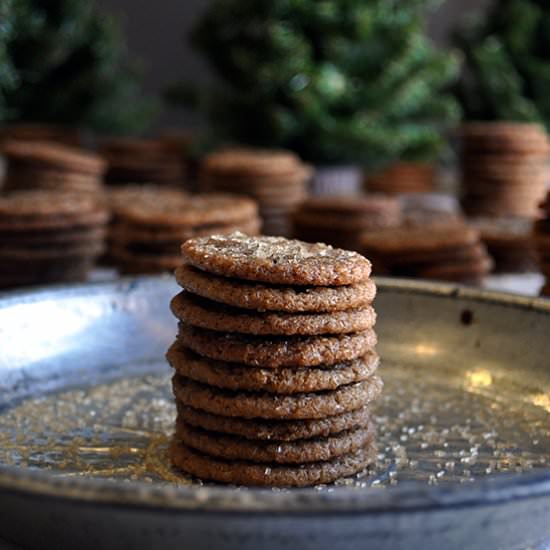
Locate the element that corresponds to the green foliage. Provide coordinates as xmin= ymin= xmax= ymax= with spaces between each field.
xmin=0 ymin=0 xmax=16 ymax=119
xmin=169 ymin=0 xmax=461 ymax=166
xmin=0 ymin=0 xmax=155 ymax=134
xmin=455 ymin=0 xmax=550 ymax=126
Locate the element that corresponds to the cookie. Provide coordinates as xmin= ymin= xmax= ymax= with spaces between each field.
xmin=361 ymin=224 xmax=479 ymax=256
xmin=170 ymin=292 xmax=376 ymax=336
xmin=177 ymin=323 xmax=377 ymax=368
xmin=0 ymin=191 xmax=109 ymax=231
xmin=176 ymin=403 xmax=372 ymax=441
xmin=175 ymin=420 xmax=374 ymax=464
xmin=202 ymin=149 xmax=302 ymax=178
xmin=172 ymin=375 xmax=383 ymax=419
xmin=416 ymin=256 xmax=493 ymax=281
xmin=175 ymin=264 xmax=376 ymax=313
xmin=113 ymin=193 xmax=258 ymax=228
xmin=181 ymin=233 xmax=372 ymax=286
xmin=167 ymin=344 xmax=379 ymax=393
xmin=2 ymin=139 xmax=106 ymax=174
xmin=170 ymin=439 xmax=377 ymax=487
xmin=111 ymin=218 xmax=261 ymax=244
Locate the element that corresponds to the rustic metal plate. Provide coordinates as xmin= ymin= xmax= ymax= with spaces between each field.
xmin=0 ymin=277 xmax=549 ymax=550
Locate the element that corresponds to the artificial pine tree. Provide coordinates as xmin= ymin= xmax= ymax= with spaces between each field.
xmin=0 ymin=0 xmax=155 ymax=135
xmin=169 ymin=0 xmax=461 ymax=168
xmin=455 ymin=0 xmax=550 ymax=126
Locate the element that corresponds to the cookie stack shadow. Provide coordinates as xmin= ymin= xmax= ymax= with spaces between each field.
xmin=200 ymin=149 xmax=311 ymax=236
xmin=0 ymin=190 xmax=108 ymax=287
xmin=534 ymin=192 xmax=550 ymax=296
xmin=107 ymin=186 xmax=260 ymax=274
xmin=460 ymin=123 xmax=549 ymax=218
xmin=167 ymin=233 xmax=381 ymax=487
xmin=2 ymin=140 xmax=105 ymax=194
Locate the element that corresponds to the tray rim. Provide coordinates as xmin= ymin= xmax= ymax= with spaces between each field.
xmin=1 ymin=276 xmax=550 ymax=514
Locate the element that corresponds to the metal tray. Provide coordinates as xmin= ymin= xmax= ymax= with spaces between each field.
xmin=0 ymin=277 xmax=549 ymax=550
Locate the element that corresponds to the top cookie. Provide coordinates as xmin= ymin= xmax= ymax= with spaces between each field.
xmin=202 ymin=149 xmax=302 ymax=178
xmin=2 ymin=140 xmax=106 ymax=174
xmin=181 ymin=233 xmax=372 ymax=286
xmin=0 ymin=190 xmax=108 ymax=230
xmin=114 ymin=193 xmax=258 ymax=227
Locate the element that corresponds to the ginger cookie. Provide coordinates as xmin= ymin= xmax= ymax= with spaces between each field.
xmin=181 ymin=233 xmax=372 ymax=286
xmin=177 ymin=323 xmax=377 ymax=368
xmin=172 ymin=375 xmax=383 ymax=420
xmin=0 ymin=191 xmax=108 ymax=231
xmin=175 ymin=420 xmax=375 ymax=464
xmin=2 ymin=139 xmax=106 ymax=174
xmin=202 ymin=149 xmax=302 ymax=178
xmin=176 ymin=403 xmax=372 ymax=441
xmin=175 ymin=264 xmax=377 ymax=313
xmin=170 ymin=440 xmax=377 ymax=487
xmin=113 ymin=193 xmax=258 ymax=228
xmin=167 ymin=344 xmax=379 ymax=394
xmin=170 ymin=292 xmax=376 ymax=336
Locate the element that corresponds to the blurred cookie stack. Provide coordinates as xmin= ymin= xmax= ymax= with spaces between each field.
xmin=2 ymin=140 xmax=105 ymax=194
xmin=108 ymin=187 xmax=260 ymax=274
xmin=168 ymin=233 xmax=381 ymax=486
xmin=361 ymin=220 xmax=493 ymax=283
xmin=0 ymin=124 xmax=82 ymax=147
xmin=460 ymin=123 xmax=549 ymax=218
xmin=200 ymin=149 xmax=310 ymax=236
xmin=101 ymin=137 xmax=187 ymax=188
xmin=534 ymin=192 xmax=550 ymax=296
xmin=471 ymin=217 xmax=537 ymax=273
xmin=366 ymin=163 xmax=435 ymax=195
xmin=293 ymin=194 xmax=401 ymax=251
xmin=0 ymin=190 xmax=108 ymax=287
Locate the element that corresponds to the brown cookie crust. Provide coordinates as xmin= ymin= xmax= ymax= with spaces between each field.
xmin=167 ymin=344 xmax=379 ymax=394
xmin=175 ymin=420 xmax=374 ymax=464
xmin=181 ymin=233 xmax=372 ymax=286
xmin=177 ymin=323 xmax=377 ymax=368
xmin=170 ymin=440 xmax=377 ymax=487
xmin=170 ymin=292 xmax=376 ymax=336
xmin=172 ymin=375 xmax=383 ymax=419
xmin=176 ymin=403 xmax=372 ymax=441
xmin=175 ymin=264 xmax=376 ymax=312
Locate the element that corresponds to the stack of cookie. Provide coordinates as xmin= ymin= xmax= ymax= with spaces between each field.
xmin=200 ymin=149 xmax=311 ymax=236
xmin=292 ymin=194 xmax=402 ymax=251
xmin=471 ymin=217 xmax=537 ymax=273
xmin=0 ymin=190 xmax=108 ymax=287
xmin=167 ymin=233 xmax=381 ymax=487
xmin=2 ymin=140 xmax=105 ymax=194
xmin=366 ymin=163 xmax=435 ymax=195
xmin=534 ymin=192 xmax=550 ymax=296
xmin=361 ymin=220 xmax=493 ymax=283
xmin=461 ymin=123 xmax=549 ymax=218
xmin=108 ymin=189 xmax=260 ymax=274
xmin=101 ymin=137 xmax=187 ymax=187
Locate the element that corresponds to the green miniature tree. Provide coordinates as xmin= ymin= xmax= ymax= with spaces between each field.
xmin=169 ymin=0 xmax=461 ymax=167
xmin=455 ymin=0 xmax=550 ymax=125
xmin=0 ymin=0 xmax=155 ymax=134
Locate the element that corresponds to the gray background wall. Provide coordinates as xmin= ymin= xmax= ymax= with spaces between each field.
xmin=95 ymin=0 xmax=492 ymax=129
